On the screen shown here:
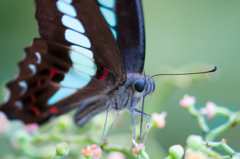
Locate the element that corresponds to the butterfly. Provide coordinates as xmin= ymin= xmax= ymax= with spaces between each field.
xmin=0 ymin=0 xmax=155 ymax=134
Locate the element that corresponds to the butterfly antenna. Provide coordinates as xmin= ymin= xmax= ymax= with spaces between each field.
xmin=151 ymin=66 xmax=217 ymax=78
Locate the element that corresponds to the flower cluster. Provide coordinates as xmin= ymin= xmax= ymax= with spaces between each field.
xmin=0 ymin=110 xmax=168 ymax=159
xmin=176 ymin=95 xmax=240 ymax=158
xmin=0 ymin=93 xmax=239 ymax=159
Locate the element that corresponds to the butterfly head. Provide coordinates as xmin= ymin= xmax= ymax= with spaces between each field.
xmin=132 ymin=75 xmax=155 ymax=97
xmin=111 ymin=73 xmax=155 ymax=111
xmin=125 ymin=73 xmax=155 ymax=99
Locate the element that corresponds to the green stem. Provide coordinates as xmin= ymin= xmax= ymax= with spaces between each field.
xmin=141 ymin=150 xmax=150 ymax=159
xmin=198 ymin=116 xmax=209 ymax=132
xmin=221 ymin=156 xmax=231 ymax=159
xmin=33 ymin=132 xmax=97 ymax=145
xmin=187 ymin=105 xmax=209 ymax=132
xmin=68 ymin=135 xmax=97 ymax=144
xmin=206 ymin=140 xmax=235 ymax=156
xmin=52 ymin=154 xmax=60 ymax=159
xmin=201 ymin=146 xmax=221 ymax=159
xmin=215 ymin=106 xmax=232 ymax=117
xmin=205 ymin=112 xmax=240 ymax=141
xmin=19 ymin=144 xmax=56 ymax=159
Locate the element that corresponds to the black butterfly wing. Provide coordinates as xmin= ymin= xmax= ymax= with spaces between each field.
xmin=36 ymin=0 xmax=125 ymax=82
xmin=96 ymin=0 xmax=146 ymax=73
xmin=0 ymin=0 xmax=126 ymax=124
xmin=74 ymin=0 xmax=146 ymax=126
xmin=0 ymin=39 xmax=115 ymax=124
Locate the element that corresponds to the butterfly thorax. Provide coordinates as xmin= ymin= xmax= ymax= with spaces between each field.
xmin=108 ymin=73 xmax=155 ymax=111
xmin=74 ymin=73 xmax=155 ymax=126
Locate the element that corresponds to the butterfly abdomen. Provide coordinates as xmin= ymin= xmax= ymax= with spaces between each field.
xmin=74 ymin=95 xmax=108 ymax=127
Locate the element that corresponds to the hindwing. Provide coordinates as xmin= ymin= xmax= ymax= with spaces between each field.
xmin=1 ymin=38 xmax=116 ymax=123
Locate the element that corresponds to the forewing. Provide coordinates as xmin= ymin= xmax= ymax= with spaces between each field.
xmin=36 ymin=0 xmax=126 ymax=83
xmin=96 ymin=0 xmax=146 ymax=73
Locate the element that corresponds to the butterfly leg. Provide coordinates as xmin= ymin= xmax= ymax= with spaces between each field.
xmin=99 ymin=105 xmax=112 ymax=146
xmin=143 ymin=115 xmax=152 ymax=143
xmin=106 ymin=111 xmax=121 ymax=136
xmin=133 ymin=108 xmax=152 ymax=143
xmin=130 ymin=108 xmax=137 ymax=140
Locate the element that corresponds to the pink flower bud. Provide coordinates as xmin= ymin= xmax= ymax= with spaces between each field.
xmin=81 ymin=148 xmax=93 ymax=157
xmin=152 ymin=112 xmax=167 ymax=129
xmin=179 ymin=95 xmax=196 ymax=108
xmin=108 ymin=152 xmax=125 ymax=159
xmin=81 ymin=144 xmax=102 ymax=159
xmin=25 ymin=123 xmax=39 ymax=134
xmin=90 ymin=145 xmax=102 ymax=159
xmin=0 ymin=111 xmax=9 ymax=134
xmin=185 ymin=152 xmax=207 ymax=159
xmin=132 ymin=139 xmax=145 ymax=154
xmin=205 ymin=102 xmax=216 ymax=119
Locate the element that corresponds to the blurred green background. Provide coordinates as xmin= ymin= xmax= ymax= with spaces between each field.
xmin=0 ymin=0 xmax=240 ymax=158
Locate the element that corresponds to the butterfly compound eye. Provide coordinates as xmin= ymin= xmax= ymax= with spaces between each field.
xmin=133 ymin=79 xmax=145 ymax=92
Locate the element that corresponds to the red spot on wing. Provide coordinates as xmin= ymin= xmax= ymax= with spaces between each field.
xmin=100 ymin=76 xmax=105 ymax=81
xmin=103 ymin=68 xmax=109 ymax=75
xmin=50 ymin=70 xmax=60 ymax=79
xmin=31 ymin=94 xmax=36 ymax=102
xmin=37 ymin=80 xmax=41 ymax=87
xmin=100 ymin=68 xmax=109 ymax=81
xmin=30 ymin=106 xmax=40 ymax=116
xmin=49 ymin=107 xmax=58 ymax=114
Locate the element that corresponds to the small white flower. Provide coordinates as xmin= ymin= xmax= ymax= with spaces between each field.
xmin=179 ymin=95 xmax=196 ymax=108
xmin=152 ymin=112 xmax=167 ymax=129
